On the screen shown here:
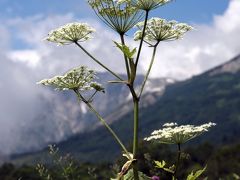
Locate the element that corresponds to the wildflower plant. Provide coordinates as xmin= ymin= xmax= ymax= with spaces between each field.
xmin=36 ymin=145 xmax=81 ymax=180
xmin=88 ymin=0 xmax=142 ymax=34
xmin=36 ymin=0 xmax=212 ymax=179
xmin=144 ymin=122 xmax=216 ymax=144
xmin=37 ymin=66 xmax=99 ymax=91
xmin=46 ymin=23 xmax=95 ymax=45
xmin=134 ymin=17 xmax=193 ymax=46
xmin=132 ymin=0 xmax=171 ymax=11
xmin=145 ymin=122 xmax=216 ymax=179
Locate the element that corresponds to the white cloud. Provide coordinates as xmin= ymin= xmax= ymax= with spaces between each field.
xmin=5 ymin=14 xmax=127 ymax=76
xmin=7 ymin=1 xmax=239 ymax=80
xmin=141 ymin=0 xmax=240 ymax=79
xmin=1 ymin=0 xmax=240 ymax=79
xmin=7 ymin=50 xmax=41 ymax=68
xmin=214 ymin=0 xmax=240 ymax=33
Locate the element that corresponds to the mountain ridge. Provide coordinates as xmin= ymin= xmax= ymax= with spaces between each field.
xmin=10 ymin=54 xmax=240 ymax=164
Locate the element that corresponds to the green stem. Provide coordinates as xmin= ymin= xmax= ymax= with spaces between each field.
xmin=88 ymin=90 xmax=97 ymax=102
xmin=74 ymin=42 xmax=124 ymax=81
xmin=74 ymin=90 xmax=131 ymax=160
xmin=132 ymin=98 xmax=139 ymax=180
xmin=120 ymin=34 xmax=130 ymax=80
xmin=138 ymin=45 xmax=158 ymax=99
xmin=173 ymin=143 xmax=181 ymax=179
xmin=135 ymin=10 xmax=149 ymax=70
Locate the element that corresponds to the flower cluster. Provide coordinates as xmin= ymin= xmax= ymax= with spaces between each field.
xmin=45 ymin=22 xmax=95 ymax=45
xmin=88 ymin=0 xmax=142 ymax=34
xmin=132 ymin=0 xmax=171 ymax=11
xmin=37 ymin=66 xmax=104 ymax=92
xmin=134 ymin=17 xmax=193 ymax=45
xmin=144 ymin=122 xmax=216 ymax=144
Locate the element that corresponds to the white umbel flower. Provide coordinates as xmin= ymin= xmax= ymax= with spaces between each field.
xmin=37 ymin=66 xmax=104 ymax=92
xmin=88 ymin=0 xmax=142 ymax=34
xmin=134 ymin=17 xmax=193 ymax=45
xmin=144 ymin=122 xmax=216 ymax=144
xmin=163 ymin=122 xmax=178 ymax=127
xmin=132 ymin=0 xmax=171 ymax=11
xmin=115 ymin=0 xmax=131 ymax=5
xmin=45 ymin=23 xmax=95 ymax=45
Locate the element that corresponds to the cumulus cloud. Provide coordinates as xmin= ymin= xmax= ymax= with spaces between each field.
xmin=0 ymin=0 xmax=239 ymax=154
xmin=6 ymin=14 xmax=128 ymax=76
xmin=0 ymin=51 xmax=94 ymax=154
xmin=142 ymin=0 xmax=240 ymax=79
xmin=7 ymin=50 xmax=41 ymax=68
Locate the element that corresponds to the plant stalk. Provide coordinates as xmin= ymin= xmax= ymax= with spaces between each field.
xmin=173 ymin=143 xmax=181 ymax=179
xmin=132 ymin=98 xmax=140 ymax=180
xmin=120 ymin=34 xmax=131 ymax=80
xmin=135 ymin=10 xmax=149 ymax=70
xmin=74 ymin=90 xmax=131 ymax=160
xmin=138 ymin=45 xmax=158 ymax=99
xmin=74 ymin=42 xmax=124 ymax=81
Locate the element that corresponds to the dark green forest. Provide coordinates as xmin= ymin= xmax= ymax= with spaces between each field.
xmin=1 ymin=142 xmax=240 ymax=179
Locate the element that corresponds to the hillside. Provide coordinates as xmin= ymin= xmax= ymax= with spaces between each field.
xmin=11 ymin=54 xmax=240 ymax=164
xmin=6 ymin=71 xmax=173 ymax=157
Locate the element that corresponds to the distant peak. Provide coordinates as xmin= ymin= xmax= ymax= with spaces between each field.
xmin=208 ymin=54 xmax=240 ymax=76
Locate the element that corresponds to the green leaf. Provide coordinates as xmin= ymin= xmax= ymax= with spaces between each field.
xmin=187 ymin=166 xmax=207 ymax=180
xmin=155 ymin=160 xmax=166 ymax=168
xmin=155 ymin=161 xmax=174 ymax=174
xmin=114 ymin=41 xmax=137 ymax=59
xmin=114 ymin=41 xmax=137 ymax=82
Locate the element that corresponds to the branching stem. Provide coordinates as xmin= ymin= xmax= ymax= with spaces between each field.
xmin=88 ymin=90 xmax=98 ymax=102
xmin=138 ymin=44 xmax=158 ymax=99
xmin=74 ymin=42 xmax=124 ymax=81
xmin=74 ymin=90 xmax=131 ymax=160
xmin=135 ymin=10 xmax=149 ymax=70
xmin=120 ymin=34 xmax=131 ymax=80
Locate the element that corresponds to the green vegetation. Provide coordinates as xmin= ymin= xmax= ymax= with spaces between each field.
xmin=2 ymin=142 xmax=240 ymax=179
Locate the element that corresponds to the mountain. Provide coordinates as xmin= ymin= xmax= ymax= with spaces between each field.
xmin=4 ymin=72 xmax=173 ymax=156
xmin=10 ymin=54 xmax=240 ymax=164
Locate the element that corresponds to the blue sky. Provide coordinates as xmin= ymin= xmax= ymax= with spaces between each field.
xmin=1 ymin=0 xmax=229 ymax=23
xmin=1 ymin=0 xmax=229 ymax=51
xmin=0 ymin=0 xmax=240 ymax=154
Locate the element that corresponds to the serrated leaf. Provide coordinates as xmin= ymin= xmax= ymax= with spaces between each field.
xmin=154 ymin=160 xmax=166 ymax=168
xmin=114 ymin=41 xmax=136 ymax=59
xmin=155 ymin=161 xmax=174 ymax=174
xmin=187 ymin=166 xmax=207 ymax=180
xmin=129 ymin=48 xmax=137 ymax=58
